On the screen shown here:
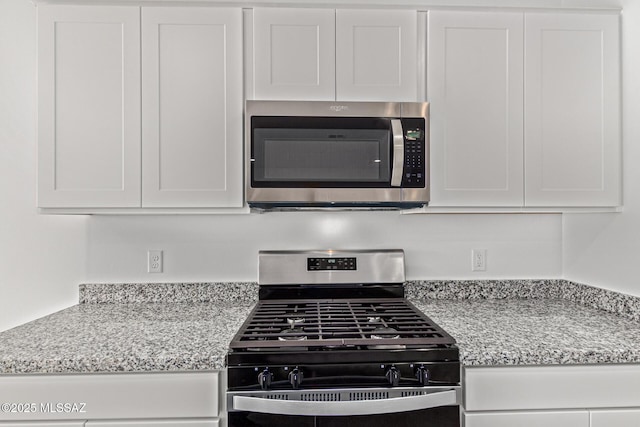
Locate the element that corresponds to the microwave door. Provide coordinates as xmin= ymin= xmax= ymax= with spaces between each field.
xmin=251 ymin=124 xmax=393 ymax=188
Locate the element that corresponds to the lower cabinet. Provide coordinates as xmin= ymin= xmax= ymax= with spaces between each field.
xmin=466 ymin=410 xmax=640 ymax=427
xmin=86 ymin=421 xmax=219 ymax=427
xmin=463 ymin=365 xmax=640 ymax=427
xmin=0 ymin=424 xmax=85 ymax=427
xmin=0 ymin=423 xmax=219 ymax=427
xmin=0 ymin=372 xmax=220 ymax=424
xmin=465 ymin=411 xmax=589 ymax=427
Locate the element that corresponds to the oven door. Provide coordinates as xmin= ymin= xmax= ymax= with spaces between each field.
xmin=228 ymin=386 xmax=460 ymax=427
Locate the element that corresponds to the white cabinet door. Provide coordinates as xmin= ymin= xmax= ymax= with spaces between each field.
xmin=427 ymin=11 xmax=524 ymax=207
xmin=591 ymin=410 xmax=640 ymax=427
xmin=524 ymin=13 xmax=621 ymax=207
xmin=465 ymin=411 xmax=589 ymax=427
xmin=0 ymin=424 xmax=85 ymax=427
xmin=37 ymin=6 xmax=141 ymax=208
xmin=464 ymin=365 xmax=640 ymax=412
xmin=86 ymin=420 xmax=219 ymax=427
xmin=0 ymin=372 xmax=219 ymax=420
xmin=336 ymin=9 xmax=417 ymax=101
xmin=142 ymin=8 xmax=243 ymax=207
xmin=252 ymin=8 xmax=335 ymax=101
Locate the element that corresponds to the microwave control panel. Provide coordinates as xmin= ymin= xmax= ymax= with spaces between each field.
xmin=401 ymin=118 xmax=426 ymax=188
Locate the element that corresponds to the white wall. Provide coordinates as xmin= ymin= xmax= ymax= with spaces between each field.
xmin=87 ymin=213 xmax=562 ymax=282
xmin=0 ymin=0 xmax=87 ymax=332
xmin=563 ymin=0 xmax=640 ymax=296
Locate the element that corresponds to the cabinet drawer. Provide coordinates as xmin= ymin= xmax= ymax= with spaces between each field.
xmin=86 ymin=420 xmax=220 ymax=427
xmin=464 ymin=365 xmax=640 ymax=411
xmin=0 ymin=372 xmax=218 ymax=421
xmin=464 ymin=411 xmax=588 ymax=427
xmin=0 ymin=424 xmax=85 ymax=427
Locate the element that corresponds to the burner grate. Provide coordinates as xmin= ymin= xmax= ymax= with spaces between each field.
xmin=229 ymin=298 xmax=456 ymax=349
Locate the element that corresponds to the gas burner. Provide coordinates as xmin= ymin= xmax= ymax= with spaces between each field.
xmin=278 ymin=327 xmax=308 ymax=341
xmin=370 ymin=327 xmax=400 ymax=340
xmin=287 ymin=317 xmax=305 ymax=326
xmin=367 ymin=316 xmax=383 ymax=323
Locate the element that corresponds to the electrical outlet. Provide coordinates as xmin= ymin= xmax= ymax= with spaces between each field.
xmin=471 ymin=249 xmax=486 ymax=272
xmin=148 ymin=250 xmax=163 ymax=273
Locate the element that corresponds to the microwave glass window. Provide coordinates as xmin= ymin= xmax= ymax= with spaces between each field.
xmin=253 ymin=128 xmax=391 ymax=184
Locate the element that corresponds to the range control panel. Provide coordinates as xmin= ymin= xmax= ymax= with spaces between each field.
xmin=307 ymin=257 xmax=357 ymax=271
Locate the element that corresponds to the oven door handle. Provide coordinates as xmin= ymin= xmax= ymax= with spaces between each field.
xmin=231 ymin=389 xmax=458 ymax=416
xmin=390 ymin=119 xmax=404 ymax=187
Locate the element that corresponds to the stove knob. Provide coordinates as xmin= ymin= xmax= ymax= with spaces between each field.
xmin=289 ymin=367 xmax=304 ymax=389
xmin=385 ymin=366 xmax=400 ymax=387
xmin=416 ymin=366 xmax=431 ymax=385
xmin=258 ymin=369 xmax=273 ymax=390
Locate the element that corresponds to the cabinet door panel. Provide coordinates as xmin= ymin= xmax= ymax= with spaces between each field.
xmin=336 ymin=10 xmax=417 ymax=101
xmin=86 ymin=420 xmax=219 ymax=427
xmin=253 ymin=8 xmax=335 ymax=100
xmin=524 ymin=13 xmax=621 ymax=206
xmin=464 ymin=365 xmax=640 ymax=411
xmin=427 ymin=11 xmax=524 ymax=206
xmin=142 ymin=8 xmax=243 ymax=207
xmin=37 ymin=5 xmax=141 ymax=208
xmin=0 ymin=424 xmax=85 ymax=427
xmin=465 ymin=411 xmax=588 ymax=427
xmin=0 ymin=372 xmax=218 ymax=420
xmin=591 ymin=410 xmax=640 ymax=427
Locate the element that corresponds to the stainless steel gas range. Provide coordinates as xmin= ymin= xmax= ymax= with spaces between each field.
xmin=226 ymin=250 xmax=460 ymax=427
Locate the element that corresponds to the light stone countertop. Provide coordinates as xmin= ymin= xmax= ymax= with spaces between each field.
xmin=0 ymin=302 xmax=254 ymax=374
xmin=1 ymin=280 xmax=639 ymax=374
xmin=412 ymin=298 xmax=640 ymax=366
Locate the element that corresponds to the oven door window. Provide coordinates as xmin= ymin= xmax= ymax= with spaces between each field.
xmin=251 ymin=117 xmax=392 ymax=188
xmin=229 ymin=407 xmax=459 ymax=427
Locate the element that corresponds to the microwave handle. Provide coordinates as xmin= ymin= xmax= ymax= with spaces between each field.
xmin=390 ymin=119 xmax=404 ymax=187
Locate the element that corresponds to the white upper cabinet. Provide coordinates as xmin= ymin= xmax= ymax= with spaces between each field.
xmin=336 ymin=9 xmax=417 ymax=101
xmin=427 ymin=10 xmax=620 ymax=209
xmin=37 ymin=5 xmax=141 ymax=208
xmin=427 ymin=11 xmax=524 ymax=207
xmin=38 ymin=5 xmax=243 ymax=211
xmin=251 ymin=8 xmax=417 ymax=101
xmin=253 ymin=8 xmax=335 ymax=101
xmin=142 ymin=8 xmax=243 ymax=208
xmin=524 ymin=13 xmax=621 ymax=207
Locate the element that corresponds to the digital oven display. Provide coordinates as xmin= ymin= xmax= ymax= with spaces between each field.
xmin=307 ymin=257 xmax=357 ymax=271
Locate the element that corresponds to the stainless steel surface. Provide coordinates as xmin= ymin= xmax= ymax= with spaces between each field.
xmin=402 ymin=188 xmax=429 ymax=203
xmin=245 ymin=100 xmax=429 ymax=207
xmin=246 ymin=100 xmax=402 ymax=118
xmin=390 ymin=119 xmax=404 ymax=187
xmin=258 ymin=249 xmax=405 ymax=285
xmin=229 ymin=387 xmax=460 ymax=416
xmin=401 ymin=102 xmax=429 ymax=118
xmin=247 ymin=187 xmax=404 ymax=204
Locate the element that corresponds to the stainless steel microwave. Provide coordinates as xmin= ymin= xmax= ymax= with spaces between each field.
xmin=246 ymin=101 xmax=429 ymax=209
